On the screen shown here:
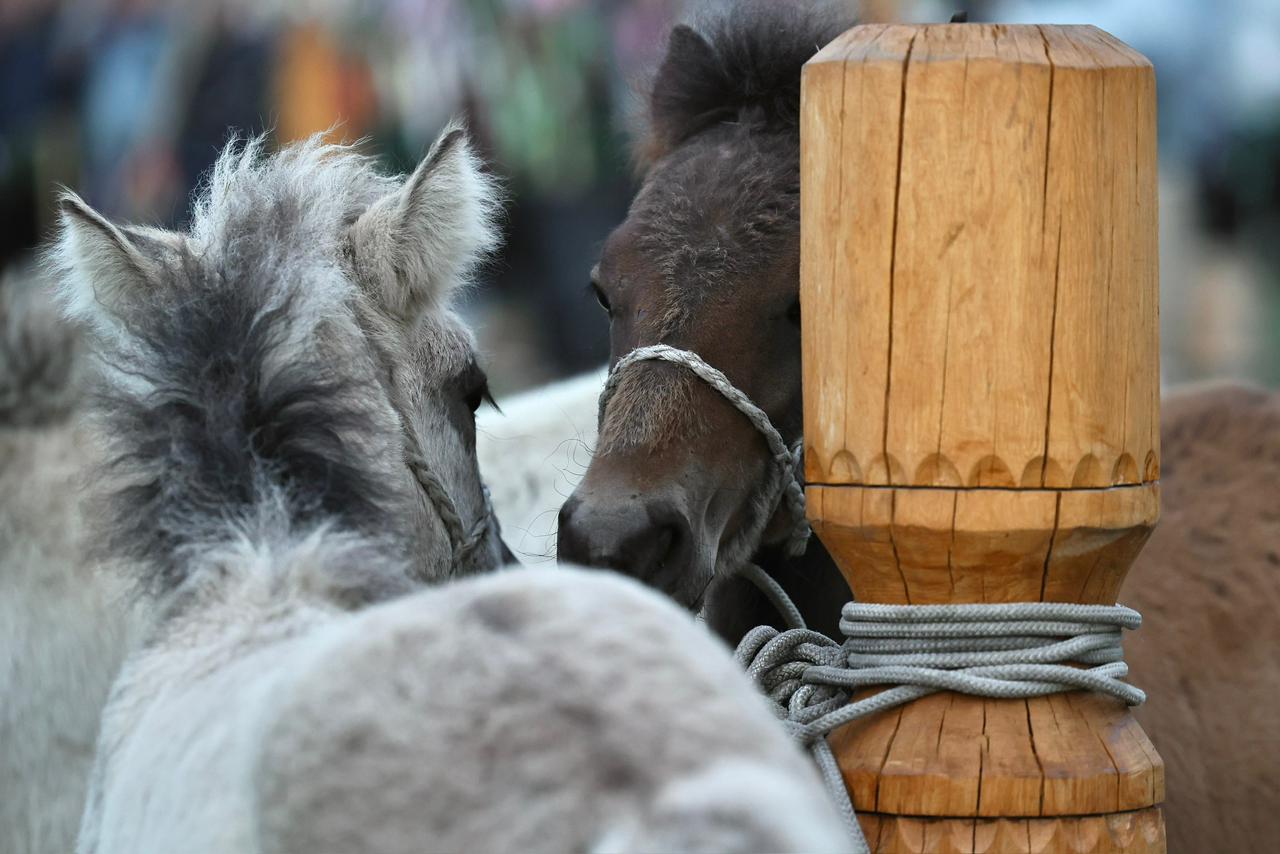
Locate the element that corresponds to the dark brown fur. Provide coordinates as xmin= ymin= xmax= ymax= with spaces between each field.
xmin=561 ymin=3 xmax=1280 ymax=849
xmin=559 ymin=2 xmax=851 ymax=624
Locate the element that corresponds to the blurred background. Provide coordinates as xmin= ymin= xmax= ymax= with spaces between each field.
xmin=1 ymin=0 xmax=1277 ymax=395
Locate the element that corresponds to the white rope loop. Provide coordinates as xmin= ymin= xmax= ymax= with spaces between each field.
xmin=738 ymin=601 xmax=1146 ymax=736
xmin=734 ymin=594 xmax=1147 ymax=853
xmin=598 ymin=345 xmax=811 ymax=555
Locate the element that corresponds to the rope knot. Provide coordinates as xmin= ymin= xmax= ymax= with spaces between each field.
xmin=732 ymin=591 xmax=1148 ymax=853
xmin=735 ymin=624 xmax=851 ymax=745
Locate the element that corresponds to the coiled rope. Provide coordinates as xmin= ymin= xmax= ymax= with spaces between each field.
xmin=602 ymin=347 xmax=1148 ymax=853
xmin=731 ymin=561 xmax=1145 ymax=854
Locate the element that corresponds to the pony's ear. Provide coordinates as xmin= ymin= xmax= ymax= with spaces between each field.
xmin=53 ymin=192 xmax=156 ymax=327
xmin=648 ymin=25 xmax=723 ymax=155
xmin=349 ymin=123 xmax=500 ymax=320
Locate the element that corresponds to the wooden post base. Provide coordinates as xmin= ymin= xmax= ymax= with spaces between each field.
xmin=831 ymin=693 xmax=1162 ymax=822
xmin=855 ymin=807 xmax=1166 ymax=854
xmin=810 ymin=484 xmax=1164 ymax=850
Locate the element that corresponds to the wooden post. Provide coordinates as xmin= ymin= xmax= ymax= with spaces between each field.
xmin=800 ymin=24 xmax=1166 ymax=852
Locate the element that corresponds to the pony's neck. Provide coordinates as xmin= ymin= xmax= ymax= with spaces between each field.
xmin=703 ymin=541 xmax=845 ymax=644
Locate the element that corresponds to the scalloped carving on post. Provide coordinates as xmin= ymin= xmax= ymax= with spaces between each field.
xmin=809 ymin=450 xmax=1160 ymax=490
xmin=801 ymin=23 xmax=1160 ymax=492
xmin=1142 ymin=450 xmax=1159 ymax=481
xmin=801 ymin=22 xmax=1164 ymax=850
xmin=914 ymin=452 xmax=964 ymax=487
xmin=856 ymin=808 xmax=1166 ymax=853
xmin=830 ymin=448 xmax=864 ymax=482
xmin=1071 ymin=455 xmax=1104 ymax=487
xmin=1111 ymin=453 xmax=1140 ymax=484
xmin=970 ymin=455 xmax=1017 ymax=488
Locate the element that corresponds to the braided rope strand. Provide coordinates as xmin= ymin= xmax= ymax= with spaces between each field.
xmin=599 ymin=345 xmax=811 ymax=555
xmin=407 ymin=453 xmax=493 ymax=569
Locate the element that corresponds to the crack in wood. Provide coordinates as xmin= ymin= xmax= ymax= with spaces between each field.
xmin=1026 ymin=699 xmax=1047 ymax=817
xmin=882 ymin=31 xmax=918 ymax=484
xmin=1038 ymin=491 xmax=1062 ymax=601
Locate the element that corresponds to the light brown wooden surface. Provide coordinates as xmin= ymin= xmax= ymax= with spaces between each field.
xmin=856 ymin=807 xmax=1166 ymax=853
xmin=829 ymin=691 xmax=1163 ymax=818
xmin=801 ymin=24 xmax=1159 ymax=490
xmin=808 ymin=484 xmax=1159 ymax=606
xmin=799 ymin=23 xmax=1164 ymax=850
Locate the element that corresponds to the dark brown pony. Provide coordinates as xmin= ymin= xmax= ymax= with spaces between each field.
xmin=557 ymin=5 xmax=1280 ymax=851
xmin=558 ymin=1 xmax=853 ymax=639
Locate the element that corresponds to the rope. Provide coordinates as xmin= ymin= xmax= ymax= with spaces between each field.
xmin=598 ymin=345 xmax=1148 ymax=852
xmin=732 ymin=586 xmax=1146 ymax=853
xmin=598 ymin=345 xmax=810 ymax=556
xmin=407 ymin=454 xmax=494 ymax=569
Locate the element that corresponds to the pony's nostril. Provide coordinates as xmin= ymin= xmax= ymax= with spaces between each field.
xmin=557 ymin=493 xmax=695 ymax=596
xmin=556 ymin=496 xmax=592 ymax=565
xmin=619 ymin=519 xmax=676 ymax=579
xmin=649 ymin=528 xmax=675 ymax=570
xmin=631 ymin=501 xmax=693 ymax=587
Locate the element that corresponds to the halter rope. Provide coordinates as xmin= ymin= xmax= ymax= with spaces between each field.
xmin=600 ymin=346 xmax=1147 ymax=853
xmin=397 ymin=401 xmax=493 ymax=570
xmin=598 ymin=344 xmax=810 ymax=556
xmin=407 ymin=453 xmax=494 ymax=569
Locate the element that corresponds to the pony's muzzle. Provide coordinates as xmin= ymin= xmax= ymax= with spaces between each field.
xmin=557 ymin=490 xmax=697 ymax=604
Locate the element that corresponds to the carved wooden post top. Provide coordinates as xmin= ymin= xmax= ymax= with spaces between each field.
xmin=799 ymin=24 xmax=1165 ymax=848
xmin=801 ymin=24 xmax=1159 ymax=493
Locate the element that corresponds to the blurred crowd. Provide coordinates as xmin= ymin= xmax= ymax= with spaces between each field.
xmin=0 ymin=0 xmax=684 ymax=389
xmin=1 ymin=0 xmax=1277 ymax=391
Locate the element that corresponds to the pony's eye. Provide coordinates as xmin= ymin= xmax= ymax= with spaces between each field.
xmin=463 ymin=365 xmax=496 ymax=414
xmin=589 ymin=281 xmax=612 ymax=316
xmin=786 ymin=298 xmax=801 ymax=327
xmin=466 ymin=380 xmax=494 ymax=414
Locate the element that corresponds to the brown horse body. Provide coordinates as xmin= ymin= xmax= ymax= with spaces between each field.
xmin=1127 ymin=383 xmax=1280 ymax=851
xmin=559 ymin=5 xmax=1280 ymax=850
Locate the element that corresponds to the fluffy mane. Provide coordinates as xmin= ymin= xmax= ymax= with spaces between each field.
xmin=54 ymin=136 xmax=415 ymax=601
xmin=638 ymin=0 xmax=856 ymax=166
xmin=193 ymin=135 xmax=397 ymax=263
xmin=92 ymin=275 xmax=399 ymax=600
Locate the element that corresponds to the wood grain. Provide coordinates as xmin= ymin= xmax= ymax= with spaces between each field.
xmin=801 ymin=24 xmax=1159 ymax=490
xmin=856 ymin=808 xmax=1166 ymax=853
xmin=828 ymin=691 xmax=1163 ymax=818
xmin=800 ymin=23 xmax=1164 ymax=851
xmin=808 ymin=484 xmax=1158 ymax=607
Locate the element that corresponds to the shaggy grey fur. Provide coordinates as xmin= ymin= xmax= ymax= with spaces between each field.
xmin=81 ymin=567 xmax=846 ymax=853
xmin=1 ymin=355 xmax=604 ymax=853
xmin=56 ymin=128 xmax=849 ymax=853
xmin=51 ymin=127 xmax=507 ymax=608
xmin=0 ymin=266 xmax=82 ymax=427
